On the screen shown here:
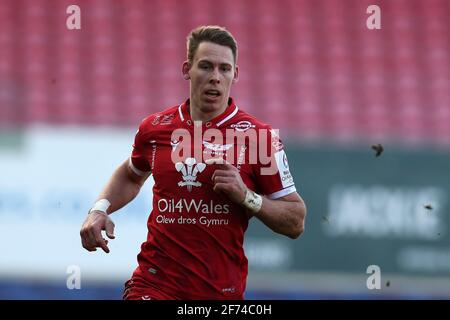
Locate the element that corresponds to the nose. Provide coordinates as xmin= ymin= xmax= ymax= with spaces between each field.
xmin=209 ymin=68 xmax=220 ymax=84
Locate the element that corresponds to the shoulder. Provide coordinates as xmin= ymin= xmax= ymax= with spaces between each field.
xmin=136 ymin=105 xmax=180 ymax=135
xmin=225 ymin=108 xmax=273 ymax=132
xmin=226 ymin=107 xmax=283 ymax=150
xmin=139 ymin=105 xmax=179 ymax=128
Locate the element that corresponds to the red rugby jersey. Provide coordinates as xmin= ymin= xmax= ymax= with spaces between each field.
xmin=129 ymin=98 xmax=296 ymax=299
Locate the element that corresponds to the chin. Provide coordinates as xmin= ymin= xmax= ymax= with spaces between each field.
xmin=200 ymin=105 xmax=219 ymax=114
xmin=202 ymin=100 xmax=223 ymax=112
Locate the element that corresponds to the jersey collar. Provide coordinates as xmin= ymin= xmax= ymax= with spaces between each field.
xmin=178 ymin=97 xmax=239 ymax=128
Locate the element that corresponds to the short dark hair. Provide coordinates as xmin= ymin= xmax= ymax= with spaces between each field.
xmin=187 ymin=25 xmax=238 ymax=65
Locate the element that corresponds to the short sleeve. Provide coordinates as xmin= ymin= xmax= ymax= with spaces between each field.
xmin=129 ymin=117 xmax=153 ymax=176
xmin=252 ymin=126 xmax=296 ymax=199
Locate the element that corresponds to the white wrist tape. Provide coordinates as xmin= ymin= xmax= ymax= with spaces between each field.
xmin=89 ymin=199 xmax=111 ymax=214
xmin=241 ymin=189 xmax=263 ymax=213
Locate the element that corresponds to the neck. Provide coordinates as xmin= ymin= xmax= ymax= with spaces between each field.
xmin=189 ymin=100 xmax=228 ymax=122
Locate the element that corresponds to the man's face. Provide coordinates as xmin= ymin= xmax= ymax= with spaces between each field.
xmin=183 ymin=42 xmax=238 ymax=114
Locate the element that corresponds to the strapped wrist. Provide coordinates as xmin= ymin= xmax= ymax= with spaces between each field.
xmin=241 ymin=189 xmax=263 ymax=213
xmin=89 ymin=199 xmax=111 ymax=214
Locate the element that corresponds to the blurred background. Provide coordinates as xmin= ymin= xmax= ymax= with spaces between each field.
xmin=0 ymin=0 xmax=449 ymax=299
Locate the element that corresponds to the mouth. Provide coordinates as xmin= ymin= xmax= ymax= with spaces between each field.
xmin=204 ymin=89 xmax=222 ymax=99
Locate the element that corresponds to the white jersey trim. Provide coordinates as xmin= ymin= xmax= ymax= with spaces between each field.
xmin=128 ymin=157 xmax=150 ymax=176
xmin=267 ymin=185 xmax=297 ymax=200
xmin=178 ymin=104 xmax=184 ymax=121
xmin=216 ymin=105 xmax=239 ymax=127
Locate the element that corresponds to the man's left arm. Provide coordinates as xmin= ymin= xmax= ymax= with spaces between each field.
xmin=252 ymin=191 xmax=306 ymax=239
xmin=210 ymin=161 xmax=306 ymax=239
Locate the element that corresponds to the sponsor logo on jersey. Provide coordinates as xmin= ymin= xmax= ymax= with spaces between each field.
xmin=230 ymin=121 xmax=255 ymax=132
xmin=150 ymin=140 xmax=157 ymax=171
xmin=152 ymin=114 xmax=162 ymax=125
xmin=175 ymin=157 xmax=206 ymax=191
xmin=158 ymin=198 xmax=230 ymax=214
xmin=272 ymin=140 xmax=284 ymax=151
xmin=222 ymin=287 xmax=236 ymax=293
xmin=160 ymin=114 xmax=175 ymax=125
xmin=202 ymin=141 xmax=233 ymax=152
xmin=270 ymin=128 xmax=284 ymax=151
xmin=275 ymin=150 xmax=294 ymax=188
xmin=151 ymin=113 xmax=174 ymax=126
xmin=282 ymin=152 xmax=289 ymax=169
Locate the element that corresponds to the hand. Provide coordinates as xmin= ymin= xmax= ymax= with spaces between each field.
xmin=207 ymin=158 xmax=247 ymax=204
xmin=80 ymin=210 xmax=115 ymax=253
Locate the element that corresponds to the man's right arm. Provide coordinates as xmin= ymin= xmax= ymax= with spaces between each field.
xmin=95 ymin=158 xmax=151 ymax=214
xmin=80 ymin=158 xmax=151 ymax=253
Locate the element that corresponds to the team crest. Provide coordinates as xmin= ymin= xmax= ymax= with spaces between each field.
xmin=175 ymin=157 xmax=206 ymax=192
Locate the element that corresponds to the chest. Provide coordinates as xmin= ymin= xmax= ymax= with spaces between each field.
xmin=148 ymin=131 xmax=256 ymax=193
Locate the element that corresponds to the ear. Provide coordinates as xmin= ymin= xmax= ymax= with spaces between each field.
xmin=182 ymin=61 xmax=190 ymax=80
xmin=232 ymin=65 xmax=239 ymax=83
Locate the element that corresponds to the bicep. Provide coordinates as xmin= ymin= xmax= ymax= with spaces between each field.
xmin=125 ymin=158 xmax=151 ymax=186
xmin=274 ymin=192 xmax=304 ymax=204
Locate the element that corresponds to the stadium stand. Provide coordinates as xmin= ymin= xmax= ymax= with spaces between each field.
xmin=0 ymin=0 xmax=448 ymax=145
